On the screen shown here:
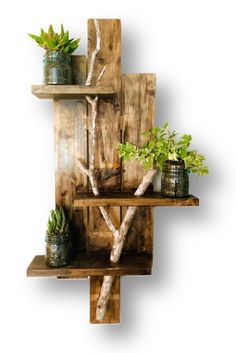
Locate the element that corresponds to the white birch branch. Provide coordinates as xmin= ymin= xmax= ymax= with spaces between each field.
xmin=110 ymin=169 xmax=157 ymax=262
xmin=96 ymin=276 xmax=114 ymax=321
xmin=96 ymin=65 xmax=107 ymax=86
xmin=85 ymin=19 xmax=101 ymax=86
xmin=96 ymin=169 xmax=157 ymax=321
xmin=80 ymin=17 xmax=157 ymax=322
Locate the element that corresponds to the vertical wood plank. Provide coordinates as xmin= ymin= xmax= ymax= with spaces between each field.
xmin=121 ymin=74 xmax=156 ymax=255
xmin=87 ymin=19 xmax=121 ymax=89
xmin=54 ymin=56 xmax=88 ymax=257
xmin=71 ymin=55 xmax=87 ymax=85
xmin=87 ymin=19 xmax=122 ymax=323
xmin=90 ymin=276 xmax=120 ymax=324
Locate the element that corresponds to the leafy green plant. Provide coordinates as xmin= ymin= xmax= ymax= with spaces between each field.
xmin=28 ymin=24 xmax=80 ymax=54
xmin=47 ymin=207 xmax=69 ymax=237
xmin=117 ymin=122 xmax=209 ymax=176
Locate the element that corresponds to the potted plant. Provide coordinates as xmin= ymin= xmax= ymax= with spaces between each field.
xmin=28 ymin=24 xmax=80 ymax=85
xmin=45 ymin=207 xmax=71 ymax=267
xmin=117 ymin=122 xmax=209 ymax=197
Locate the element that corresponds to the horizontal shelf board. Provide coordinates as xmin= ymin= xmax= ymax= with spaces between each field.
xmin=74 ymin=192 xmax=199 ymax=207
xmin=27 ymin=253 xmax=152 ymax=278
xmin=31 ymin=85 xmax=115 ymax=99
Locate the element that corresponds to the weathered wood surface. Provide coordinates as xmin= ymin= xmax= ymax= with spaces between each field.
xmin=73 ymin=192 xmax=199 ymax=207
xmin=71 ymin=55 xmax=87 ymax=85
xmin=121 ymin=74 xmax=156 ymax=254
xmin=32 ymin=84 xmax=115 ymax=99
xmin=87 ymin=20 xmax=121 ymax=253
xmin=27 ymin=254 xmax=152 ymax=277
xmin=87 ymin=19 xmax=121 ymax=88
xmin=54 ymin=56 xmax=88 ymax=257
xmin=87 ymin=19 xmax=122 ymax=323
xmin=90 ymin=276 xmax=120 ymax=324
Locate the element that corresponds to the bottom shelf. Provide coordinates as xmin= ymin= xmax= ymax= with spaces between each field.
xmin=27 ymin=253 xmax=152 ymax=278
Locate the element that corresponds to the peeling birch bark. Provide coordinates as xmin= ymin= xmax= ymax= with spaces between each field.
xmin=85 ymin=19 xmax=101 ymax=86
xmin=110 ymin=169 xmax=157 ymax=262
xmin=96 ymin=276 xmax=114 ymax=321
xmin=96 ymin=65 xmax=107 ymax=86
xmin=78 ymin=18 xmax=156 ymax=321
xmin=95 ymin=169 xmax=157 ymax=321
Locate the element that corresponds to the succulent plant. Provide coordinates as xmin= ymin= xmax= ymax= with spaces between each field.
xmin=28 ymin=24 xmax=80 ymax=54
xmin=47 ymin=207 xmax=69 ymax=237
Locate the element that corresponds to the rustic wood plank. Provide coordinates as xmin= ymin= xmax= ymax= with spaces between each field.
xmin=27 ymin=254 xmax=152 ymax=277
xmin=32 ymin=85 xmax=115 ymax=99
xmin=73 ymin=192 xmax=199 ymax=207
xmin=54 ymin=55 xmax=88 ymax=258
xmin=71 ymin=55 xmax=87 ymax=85
xmin=121 ymin=74 xmax=156 ymax=255
xmin=87 ymin=20 xmax=121 ymax=252
xmin=87 ymin=19 xmax=121 ymax=88
xmin=87 ymin=19 xmax=122 ymax=323
xmin=90 ymin=276 xmax=120 ymax=324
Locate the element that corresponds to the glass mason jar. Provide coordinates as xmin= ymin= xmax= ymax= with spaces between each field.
xmin=45 ymin=234 xmax=71 ymax=267
xmin=43 ymin=51 xmax=73 ymax=85
xmin=161 ymin=160 xmax=189 ymax=197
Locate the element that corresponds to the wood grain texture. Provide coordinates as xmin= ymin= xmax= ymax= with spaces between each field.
xmin=87 ymin=19 xmax=121 ymax=88
xmin=87 ymin=20 xmax=121 ymax=252
xmin=87 ymin=19 xmax=122 ymax=323
xmin=71 ymin=55 xmax=87 ymax=85
xmin=32 ymin=85 xmax=114 ymax=99
xmin=27 ymin=254 xmax=152 ymax=277
xmin=90 ymin=276 xmax=120 ymax=324
xmin=121 ymin=74 xmax=156 ymax=255
xmin=54 ymin=56 xmax=88 ymax=258
xmin=73 ymin=192 xmax=199 ymax=207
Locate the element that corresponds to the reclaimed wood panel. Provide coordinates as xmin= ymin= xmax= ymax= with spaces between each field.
xmin=71 ymin=55 xmax=88 ymax=85
xmin=87 ymin=19 xmax=121 ymax=88
xmin=54 ymin=56 xmax=88 ymax=258
xmin=73 ymin=192 xmax=199 ymax=207
xmin=90 ymin=276 xmax=120 ymax=324
xmin=121 ymin=74 xmax=156 ymax=254
xmin=87 ymin=20 xmax=121 ymax=252
xmin=27 ymin=254 xmax=152 ymax=277
xmin=87 ymin=19 xmax=122 ymax=324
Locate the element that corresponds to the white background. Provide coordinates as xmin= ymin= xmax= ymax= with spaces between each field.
xmin=0 ymin=0 xmax=235 ymax=352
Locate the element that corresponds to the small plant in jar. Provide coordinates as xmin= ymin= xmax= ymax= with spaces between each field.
xmin=117 ymin=122 xmax=208 ymax=197
xmin=28 ymin=24 xmax=80 ymax=84
xmin=45 ymin=207 xmax=71 ymax=267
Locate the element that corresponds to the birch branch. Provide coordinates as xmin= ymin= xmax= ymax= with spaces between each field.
xmin=110 ymin=169 xmax=157 ymax=262
xmin=96 ymin=65 xmax=107 ymax=86
xmin=96 ymin=169 xmax=157 ymax=321
xmin=96 ymin=276 xmax=114 ymax=321
xmin=85 ymin=19 xmax=101 ymax=86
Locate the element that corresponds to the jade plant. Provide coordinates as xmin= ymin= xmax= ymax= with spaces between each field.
xmin=28 ymin=24 xmax=80 ymax=54
xmin=47 ymin=207 xmax=69 ymax=237
xmin=117 ymin=122 xmax=209 ymax=176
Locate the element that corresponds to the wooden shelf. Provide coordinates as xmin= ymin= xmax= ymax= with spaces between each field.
xmin=27 ymin=253 xmax=152 ymax=278
xmin=31 ymin=85 xmax=115 ymax=99
xmin=73 ymin=192 xmax=199 ymax=207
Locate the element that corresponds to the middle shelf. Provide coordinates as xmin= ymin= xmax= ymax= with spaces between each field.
xmin=73 ymin=192 xmax=199 ymax=208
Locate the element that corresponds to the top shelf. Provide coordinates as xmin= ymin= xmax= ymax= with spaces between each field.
xmin=31 ymin=85 xmax=115 ymax=99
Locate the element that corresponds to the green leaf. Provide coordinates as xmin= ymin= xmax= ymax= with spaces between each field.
xmin=60 ymin=24 xmax=65 ymax=37
xmin=28 ymin=33 xmax=44 ymax=45
xmin=48 ymin=24 xmax=54 ymax=39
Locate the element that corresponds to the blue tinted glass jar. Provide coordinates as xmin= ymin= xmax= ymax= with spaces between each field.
xmin=43 ymin=51 xmax=72 ymax=85
xmin=45 ymin=234 xmax=71 ymax=267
